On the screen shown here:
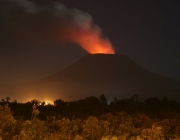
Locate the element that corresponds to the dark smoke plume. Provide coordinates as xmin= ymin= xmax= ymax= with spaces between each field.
xmin=0 ymin=0 xmax=115 ymax=54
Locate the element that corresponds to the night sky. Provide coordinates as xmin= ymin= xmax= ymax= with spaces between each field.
xmin=0 ymin=0 xmax=180 ymax=85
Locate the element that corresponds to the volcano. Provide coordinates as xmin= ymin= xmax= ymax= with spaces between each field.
xmin=1 ymin=54 xmax=180 ymax=102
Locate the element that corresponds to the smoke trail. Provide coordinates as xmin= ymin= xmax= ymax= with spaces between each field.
xmin=0 ymin=0 xmax=115 ymax=54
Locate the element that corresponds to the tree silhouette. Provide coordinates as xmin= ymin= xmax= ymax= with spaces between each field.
xmin=130 ymin=94 xmax=138 ymax=103
xmin=6 ymin=97 xmax=10 ymax=102
xmin=54 ymin=99 xmax=67 ymax=111
xmin=100 ymin=94 xmax=107 ymax=104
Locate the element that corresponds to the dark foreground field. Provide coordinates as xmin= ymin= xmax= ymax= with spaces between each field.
xmin=1 ymin=95 xmax=180 ymax=140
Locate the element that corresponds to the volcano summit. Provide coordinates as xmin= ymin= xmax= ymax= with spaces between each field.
xmin=0 ymin=54 xmax=180 ymax=102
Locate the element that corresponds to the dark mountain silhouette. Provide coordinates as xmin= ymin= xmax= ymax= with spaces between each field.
xmin=0 ymin=54 xmax=180 ymax=102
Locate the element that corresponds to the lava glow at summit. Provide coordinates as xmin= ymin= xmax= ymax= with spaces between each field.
xmin=1 ymin=0 xmax=115 ymax=55
xmin=57 ymin=24 xmax=115 ymax=54
xmin=56 ymin=20 xmax=115 ymax=54
xmin=55 ymin=7 xmax=115 ymax=54
xmin=64 ymin=26 xmax=115 ymax=54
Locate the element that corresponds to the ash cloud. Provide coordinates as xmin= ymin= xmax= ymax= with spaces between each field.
xmin=0 ymin=0 xmax=115 ymax=54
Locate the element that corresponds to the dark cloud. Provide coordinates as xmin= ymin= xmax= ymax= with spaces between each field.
xmin=0 ymin=1 xmax=73 ymax=47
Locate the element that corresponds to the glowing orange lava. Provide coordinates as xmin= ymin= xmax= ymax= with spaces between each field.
xmin=57 ymin=23 xmax=115 ymax=54
xmin=70 ymin=32 xmax=115 ymax=54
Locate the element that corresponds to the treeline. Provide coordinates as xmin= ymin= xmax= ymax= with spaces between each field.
xmin=1 ymin=95 xmax=180 ymax=139
xmin=0 ymin=94 xmax=179 ymax=120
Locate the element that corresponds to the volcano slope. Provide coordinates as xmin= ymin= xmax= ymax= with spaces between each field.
xmin=1 ymin=54 xmax=180 ymax=102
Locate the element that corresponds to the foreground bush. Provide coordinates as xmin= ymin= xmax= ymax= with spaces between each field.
xmin=1 ymin=104 xmax=180 ymax=139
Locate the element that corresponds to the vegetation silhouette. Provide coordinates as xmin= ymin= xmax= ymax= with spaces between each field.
xmin=1 ymin=94 xmax=180 ymax=139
